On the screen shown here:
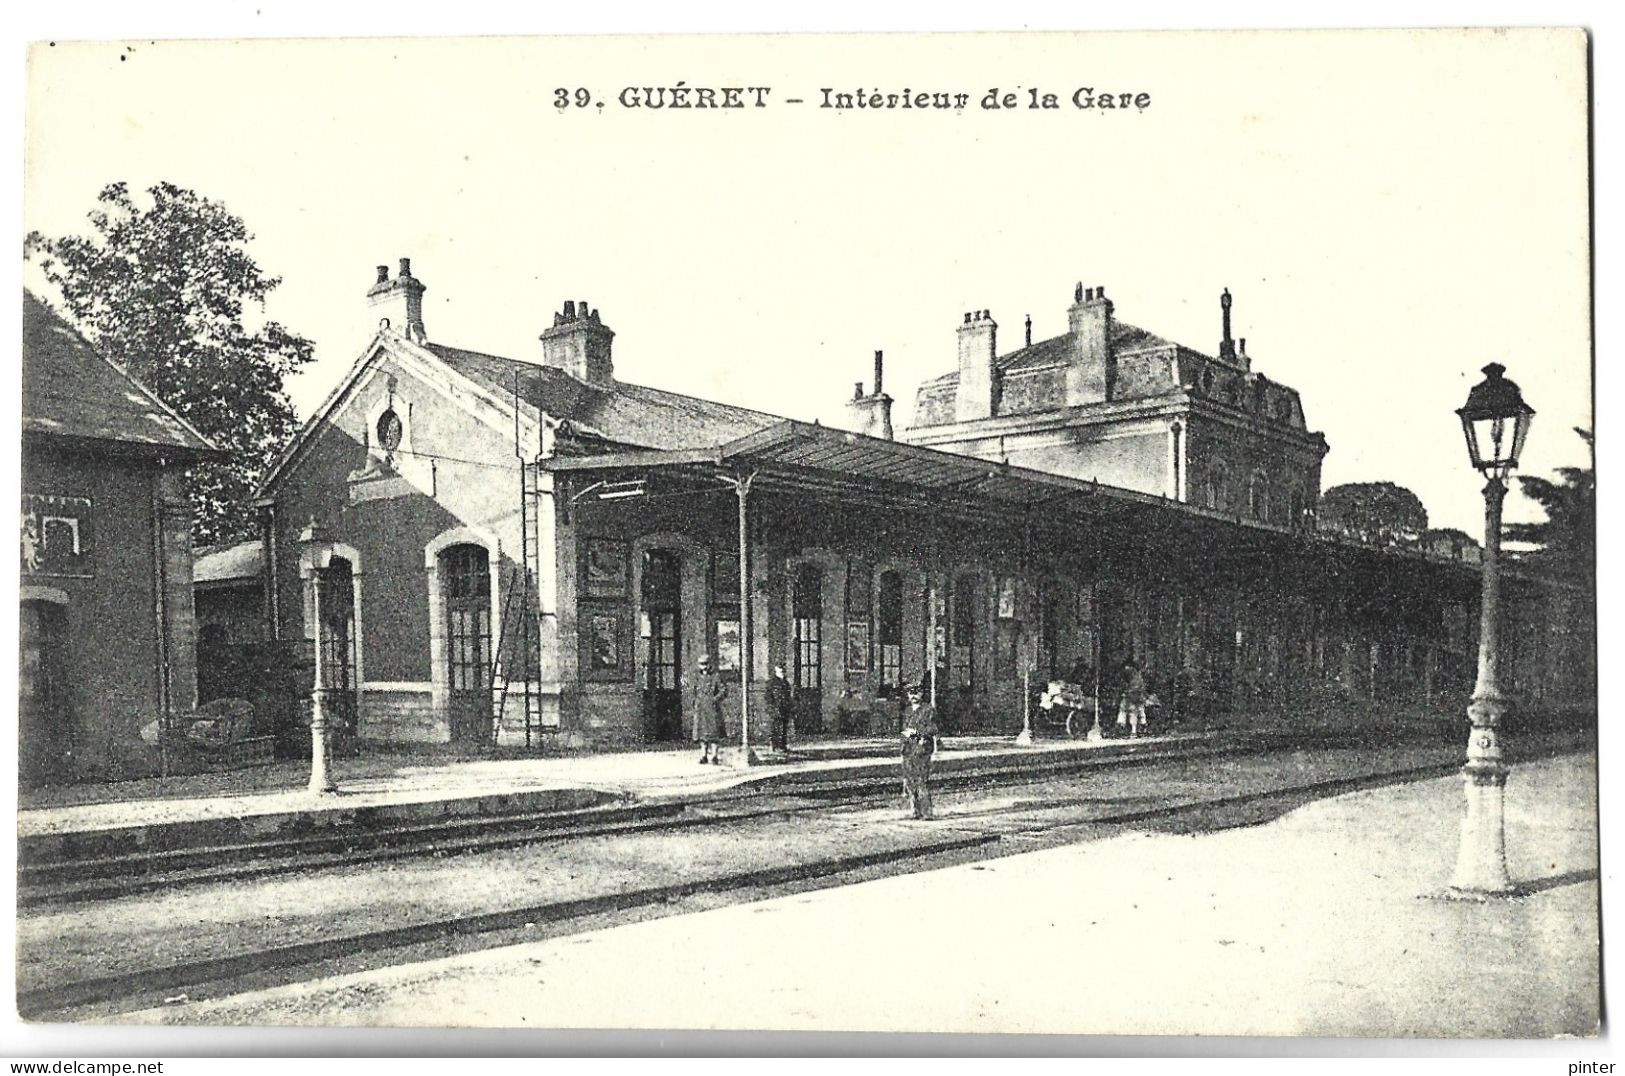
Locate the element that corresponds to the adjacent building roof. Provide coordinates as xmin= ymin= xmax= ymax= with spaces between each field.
xmin=425 ymin=342 xmax=780 ymax=450
xmin=919 ymin=320 xmax=1195 ymax=389
xmin=21 ymin=291 xmax=220 ymax=458
xmin=193 ymin=539 xmax=263 ymax=586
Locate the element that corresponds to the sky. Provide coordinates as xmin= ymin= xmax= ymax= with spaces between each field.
xmin=20 ymin=27 xmax=1593 ymax=537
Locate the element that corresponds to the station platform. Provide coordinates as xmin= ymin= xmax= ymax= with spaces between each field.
xmin=17 ymin=729 xmax=1229 ymax=862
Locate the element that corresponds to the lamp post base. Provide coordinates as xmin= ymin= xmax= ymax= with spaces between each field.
xmin=725 ymin=747 xmax=761 ymax=768
xmin=308 ymin=762 xmax=339 ymax=795
xmin=1449 ymin=760 xmax=1514 ymax=895
xmin=308 ymin=695 xmax=339 ymax=795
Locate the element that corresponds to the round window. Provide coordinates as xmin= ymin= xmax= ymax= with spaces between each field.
xmin=376 ymin=409 xmax=403 ymax=453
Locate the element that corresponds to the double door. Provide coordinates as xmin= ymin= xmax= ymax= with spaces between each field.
xmin=643 ymin=550 xmax=684 ymax=741
xmin=20 ymin=601 xmax=68 ymax=786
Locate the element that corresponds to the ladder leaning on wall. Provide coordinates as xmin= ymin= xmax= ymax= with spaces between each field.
xmin=489 ymin=373 xmax=550 ymax=749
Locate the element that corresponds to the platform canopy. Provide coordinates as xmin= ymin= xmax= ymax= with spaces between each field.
xmin=538 ymin=419 xmax=1513 ymax=600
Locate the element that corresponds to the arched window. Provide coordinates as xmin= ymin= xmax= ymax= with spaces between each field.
xmin=440 ymin=543 xmax=491 ymax=743
xmin=642 ymin=549 xmax=682 ymax=690
xmin=793 ymin=563 xmax=823 ymax=692
xmin=1248 ymin=469 xmax=1271 ymax=522
xmin=877 ymin=570 xmax=904 ymax=695
xmin=320 ymin=557 xmax=358 ymax=695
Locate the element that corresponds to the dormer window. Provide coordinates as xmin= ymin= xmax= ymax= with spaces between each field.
xmin=350 ymin=386 xmax=432 ymax=502
xmin=1204 ymin=462 xmax=1230 ymax=512
xmin=1248 ymin=469 xmax=1271 ymax=522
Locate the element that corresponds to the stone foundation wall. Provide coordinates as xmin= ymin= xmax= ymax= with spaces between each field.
xmin=358 ymin=685 xmax=446 ymax=743
xmin=493 ymin=684 xmax=565 ymax=747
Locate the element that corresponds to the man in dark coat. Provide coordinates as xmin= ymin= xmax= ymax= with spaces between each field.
xmin=899 ymin=682 xmax=939 ymax=820
xmin=692 ymin=654 xmax=728 ymax=764
xmin=765 ymin=663 xmax=793 ymax=752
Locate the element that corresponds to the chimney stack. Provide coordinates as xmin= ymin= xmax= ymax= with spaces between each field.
xmin=366 ymin=257 xmax=428 ymax=343
xmin=955 ymin=310 xmax=999 ymax=421
xmin=1065 ymin=281 xmax=1114 ymax=404
xmin=540 ymin=297 xmax=616 ymax=387
xmin=845 ymin=349 xmax=894 ymax=439
xmin=1219 ymin=288 xmax=1236 ymax=362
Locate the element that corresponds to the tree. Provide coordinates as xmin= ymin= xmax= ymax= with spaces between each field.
xmin=26 ymin=182 xmax=314 ymax=545
xmin=1317 ymin=481 xmax=1429 ymax=547
xmin=1421 ymin=527 xmax=1482 ymax=561
xmin=1505 ymin=428 xmax=1594 ymax=587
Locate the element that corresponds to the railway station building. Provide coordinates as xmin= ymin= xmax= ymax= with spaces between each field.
xmin=249 ymin=263 xmax=1592 ymax=755
xmin=20 ymin=292 xmax=220 ymax=784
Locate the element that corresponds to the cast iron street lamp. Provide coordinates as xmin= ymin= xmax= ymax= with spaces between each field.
xmin=1450 ymin=363 xmax=1534 ymax=894
xmin=298 ymin=518 xmax=340 ymax=795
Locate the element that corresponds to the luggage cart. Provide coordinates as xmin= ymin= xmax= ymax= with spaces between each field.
xmin=1037 ymin=681 xmax=1100 ymax=738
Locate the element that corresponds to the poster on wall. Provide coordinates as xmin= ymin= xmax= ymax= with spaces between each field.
xmin=588 ymin=611 xmax=623 ymax=672
xmin=20 ymin=494 xmax=94 ymax=577
xmin=715 ymin=618 xmax=741 ymax=672
xmin=845 ymin=620 xmax=870 ymax=673
xmin=583 ymin=539 xmax=629 ymax=599
xmin=712 ymin=551 xmax=741 ymax=603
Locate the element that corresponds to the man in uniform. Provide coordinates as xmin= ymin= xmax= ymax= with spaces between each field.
xmin=765 ymin=663 xmax=793 ymax=752
xmin=899 ymin=682 xmax=939 ymax=820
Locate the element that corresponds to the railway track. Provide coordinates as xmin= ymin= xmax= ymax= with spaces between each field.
xmin=22 ymin=741 xmax=1563 ymax=1021
xmin=17 ymin=736 xmax=1254 ymax=907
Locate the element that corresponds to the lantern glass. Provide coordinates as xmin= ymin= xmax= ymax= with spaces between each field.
xmin=1456 ymin=364 xmax=1535 ymax=477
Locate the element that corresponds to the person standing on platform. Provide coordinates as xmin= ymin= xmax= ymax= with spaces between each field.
xmin=1121 ymin=659 xmax=1148 ymax=738
xmin=692 ymin=654 xmax=728 ymax=764
xmin=766 ymin=663 xmax=793 ymax=752
xmin=900 ymin=682 xmax=939 ymax=820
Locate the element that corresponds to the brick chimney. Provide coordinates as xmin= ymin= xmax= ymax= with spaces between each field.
xmin=367 ymin=258 xmax=427 ymax=343
xmin=1064 ymin=282 xmax=1114 ymax=404
xmin=845 ymin=350 xmax=895 ymax=439
xmin=539 ymin=299 xmax=615 ymax=388
xmin=1217 ymin=288 xmax=1250 ymax=370
xmin=955 ymin=310 xmax=999 ymax=421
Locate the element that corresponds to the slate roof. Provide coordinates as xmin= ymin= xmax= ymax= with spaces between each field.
xmin=194 ymin=539 xmax=263 ymax=585
xmin=919 ymin=321 xmax=1186 ymax=389
xmin=425 ymin=342 xmax=779 ymax=450
xmin=22 ymin=291 xmax=220 ymax=457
